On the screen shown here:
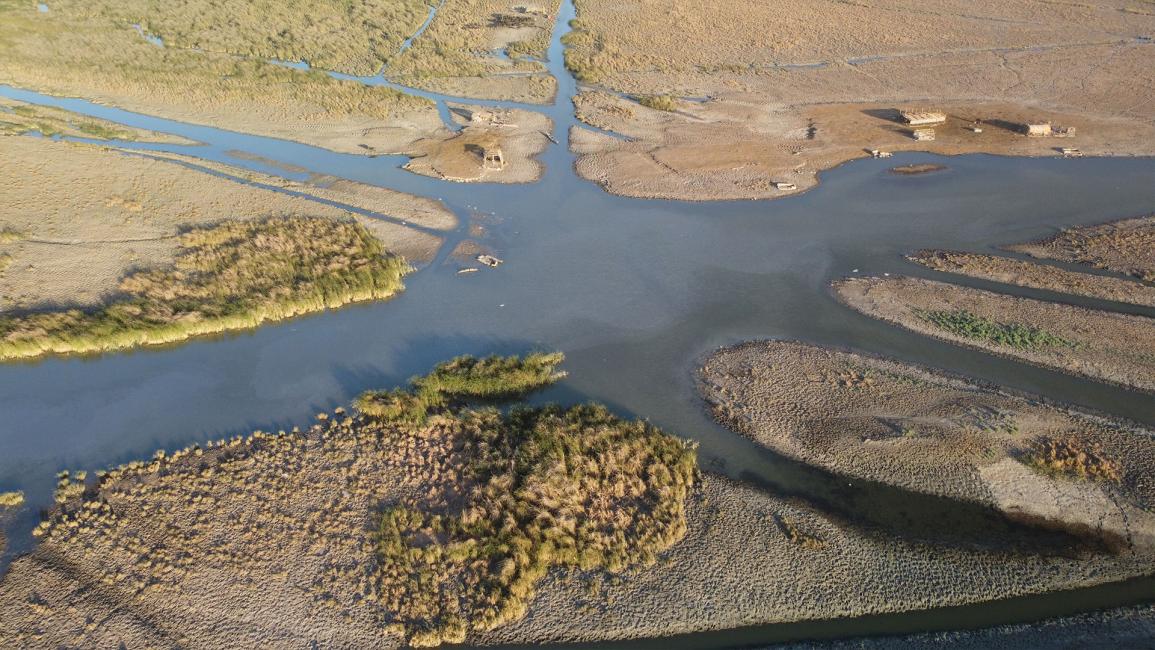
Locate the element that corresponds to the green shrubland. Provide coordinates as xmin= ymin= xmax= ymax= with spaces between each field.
xmin=0 ymin=216 xmax=409 ymax=360
xmin=916 ymin=309 xmax=1078 ymax=350
xmin=362 ymin=354 xmax=697 ymax=646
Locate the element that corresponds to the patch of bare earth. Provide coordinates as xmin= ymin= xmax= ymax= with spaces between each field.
xmin=835 ymin=276 xmax=1155 ymax=392
xmin=566 ymin=0 xmax=1155 ymax=200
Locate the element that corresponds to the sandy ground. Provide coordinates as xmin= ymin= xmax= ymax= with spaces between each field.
xmin=567 ymin=0 xmax=1155 ymax=200
xmin=835 ymin=276 xmax=1155 ymax=393
xmin=1009 ymin=215 xmax=1155 ymax=282
xmin=697 ymin=340 xmax=1155 ymax=548
xmin=911 ymin=249 xmax=1155 ymax=308
xmin=0 ymin=136 xmax=453 ymax=312
xmin=404 ymin=105 xmax=552 ymax=182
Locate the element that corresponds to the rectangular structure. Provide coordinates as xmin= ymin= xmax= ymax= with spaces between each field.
xmin=900 ymin=111 xmax=947 ymax=126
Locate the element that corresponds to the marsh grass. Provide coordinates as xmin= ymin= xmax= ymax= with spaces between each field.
xmin=915 ymin=309 xmax=1078 ymax=350
xmin=366 ymin=354 xmax=697 ymax=646
xmin=0 ymin=216 xmax=409 ymax=360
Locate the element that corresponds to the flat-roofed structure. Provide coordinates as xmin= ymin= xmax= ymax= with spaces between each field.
xmin=899 ymin=110 xmax=947 ymax=126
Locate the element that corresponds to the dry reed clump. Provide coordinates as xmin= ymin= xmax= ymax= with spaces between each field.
xmin=363 ymin=355 xmax=697 ymax=646
xmin=0 ymin=228 xmax=25 ymax=244
xmin=0 ymin=490 xmax=24 ymax=508
xmin=0 ymin=216 xmax=409 ymax=360
xmin=1024 ymin=437 xmax=1122 ymax=483
xmin=635 ymin=95 xmax=678 ymax=112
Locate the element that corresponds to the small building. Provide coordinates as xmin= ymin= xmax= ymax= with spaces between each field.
xmin=899 ymin=111 xmax=947 ymax=126
xmin=1060 ymin=147 xmax=1083 ymax=158
xmin=1025 ymin=123 xmax=1053 ymax=137
xmin=773 ymin=181 xmax=797 ymax=191
xmin=477 ymin=254 xmax=503 ymax=267
xmin=870 ymin=149 xmax=893 ymax=159
xmin=1054 ymin=125 xmax=1076 ymax=137
xmin=911 ymin=128 xmax=935 ymax=141
xmin=482 ymin=146 xmax=505 ymax=170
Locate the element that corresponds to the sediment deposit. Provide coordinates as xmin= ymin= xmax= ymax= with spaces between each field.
xmin=910 ymin=249 xmax=1155 ymax=308
xmin=1008 ymin=215 xmax=1155 ymax=283
xmin=835 ymin=276 xmax=1155 ymax=393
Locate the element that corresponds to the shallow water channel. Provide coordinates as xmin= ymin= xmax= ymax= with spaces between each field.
xmin=2 ymin=1 xmax=1155 ymax=644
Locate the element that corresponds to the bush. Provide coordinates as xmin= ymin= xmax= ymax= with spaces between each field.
xmin=636 ymin=94 xmax=678 ymax=112
xmin=0 ymin=491 xmax=24 ymax=508
xmin=1024 ymin=436 xmax=1121 ymax=482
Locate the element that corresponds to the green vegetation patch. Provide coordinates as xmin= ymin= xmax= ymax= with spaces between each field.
xmin=0 ymin=216 xmax=409 ymax=360
xmin=915 ymin=309 xmax=1078 ymax=350
xmin=364 ymin=355 xmax=697 ymax=646
xmin=1023 ymin=436 xmax=1121 ymax=482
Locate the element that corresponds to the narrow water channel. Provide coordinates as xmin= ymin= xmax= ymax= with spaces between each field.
xmin=1 ymin=0 xmax=1154 ymax=644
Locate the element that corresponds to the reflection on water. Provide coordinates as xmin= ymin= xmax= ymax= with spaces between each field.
xmin=0 ymin=0 xmax=1154 ymax=640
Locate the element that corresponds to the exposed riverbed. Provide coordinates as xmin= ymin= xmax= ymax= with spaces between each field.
xmin=1 ymin=0 xmax=1154 ymax=643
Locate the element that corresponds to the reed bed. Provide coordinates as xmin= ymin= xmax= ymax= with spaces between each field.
xmin=0 ymin=216 xmax=409 ymax=360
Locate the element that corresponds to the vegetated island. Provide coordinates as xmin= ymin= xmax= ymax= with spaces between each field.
xmin=835 ymin=276 xmax=1155 ymax=393
xmin=0 ymin=215 xmax=408 ymax=361
xmin=889 ymin=163 xmax=947 ymax=175
xmin=0 ymin=97 xmax=192 ymax=144
xmin=564 ymin=0 xmax=1155 ymax=200
xmin=0 ymin=491 xmax=24 ymax=556
xmin=5 ymin=354 xmax=1155 ymax=647
xmin=698 ymin=340 xmax=1155 ymax=547
xmin=910 ymin=248 xmax=1155 ymax=309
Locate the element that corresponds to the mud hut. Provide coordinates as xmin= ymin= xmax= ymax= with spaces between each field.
xmin=482 ymin=144 xmax=505 ymax=171
xmin=899 ymin=111 xmax=946 ymax=126
xmin=1026 ymin=123 xmax=1053 ymax=137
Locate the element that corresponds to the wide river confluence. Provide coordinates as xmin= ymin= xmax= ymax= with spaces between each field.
xmin=1 ymin=2 xmax=1155 ymax=644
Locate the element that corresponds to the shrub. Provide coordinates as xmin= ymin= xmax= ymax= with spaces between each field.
xmin=635 ymin=94 xmax=678 ymax=112
xmin=0 ymin=216 xmax=410 ymax=360
xmin=1024 ymin=436 xmax=1121 ymax=482
xmin=0 ymin=491 xmax=24 ymax=508
xmin=915 ymin=309 xmax=1078 ymax=350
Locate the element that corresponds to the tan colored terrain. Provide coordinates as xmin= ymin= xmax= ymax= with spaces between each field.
xmin=405 ymin=105 xmax=552 ymax=182
xmin=3 ymin=378 xmax=1154 ymax=647
xmin=911 ymin=249 xmax=1155 ymax=308
xmin=1009 ymin=215 xmax=1155 ymax=282
xmin=698 ymin=340 xmax=1155 ymax=546
xmin=567 ymin=0 xmax=1155 ymax=200
xmin=0 ymin=136 xmax=454 ymax=312
xmin=386 ymin=0 xmax=563 ymax=103
xmin=835 ymin=276 xmax=1155 ymax=393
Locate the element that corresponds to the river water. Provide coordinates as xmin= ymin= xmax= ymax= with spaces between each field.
xmin=1 ymin=0 xmax=1155 ymax=644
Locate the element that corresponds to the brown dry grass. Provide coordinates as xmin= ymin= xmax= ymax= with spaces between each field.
xmin=1009 ymin=215 xmax=1155 ymax=282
